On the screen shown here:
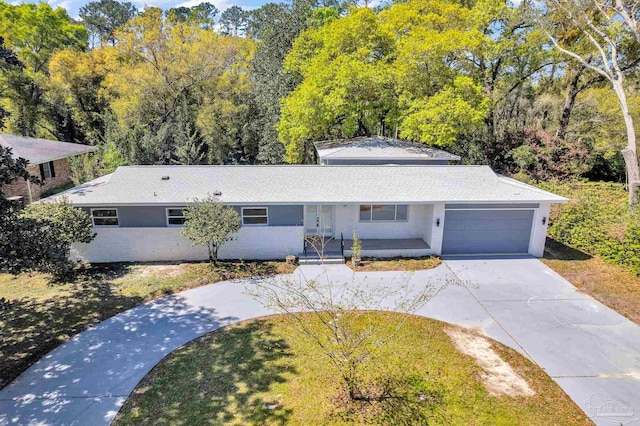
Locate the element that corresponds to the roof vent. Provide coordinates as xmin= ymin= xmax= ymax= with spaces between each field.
xmin=213 ymin=190 xmax=222 ymax=196
xmin=161 ymin=175 xmax=170 ymax=180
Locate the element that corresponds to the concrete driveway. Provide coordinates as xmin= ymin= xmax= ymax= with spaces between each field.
xmin=0 ymin=258 xmax=639 ymax=425
xmin=444 ymin=256 xmax=640 ymax=426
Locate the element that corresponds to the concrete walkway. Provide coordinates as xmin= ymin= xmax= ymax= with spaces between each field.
xmin=0 ymin=259 xmax=639 ymax=425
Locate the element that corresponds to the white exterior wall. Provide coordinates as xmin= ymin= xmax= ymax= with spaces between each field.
xmin=333 ymin=204 xmax=428 ymax=240
xmin=430 ymin=204 xmax=446 ymax=255
xmin=71 ymin=226 xmax=304 ymax=263
xmin=529 ymin=202 xmax=551 ymax=257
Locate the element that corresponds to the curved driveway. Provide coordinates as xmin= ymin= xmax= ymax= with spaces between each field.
xmin=1 ymin=258 xmax=639 ymax=426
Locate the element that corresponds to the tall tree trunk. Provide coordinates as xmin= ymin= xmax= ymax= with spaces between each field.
xmin=557 ymin=64 xmax=585 ymax=140
xmin=612 ymin=77 xmax=640 ymax=205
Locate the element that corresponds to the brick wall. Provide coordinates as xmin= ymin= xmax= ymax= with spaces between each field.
xmin=2 ymin=158 xmax=73 ymax=204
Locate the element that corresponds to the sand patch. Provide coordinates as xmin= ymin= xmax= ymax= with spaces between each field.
xmin=445 ymin=327 xmax=535 ymax=397
xmin=132 ymin=264 xmax=186 ymax=279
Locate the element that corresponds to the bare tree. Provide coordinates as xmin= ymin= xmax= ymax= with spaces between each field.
xmin=247 ymin=264 xmax=460 ymax=402
xmin=539 ymin=0 xmax=640 ymax=205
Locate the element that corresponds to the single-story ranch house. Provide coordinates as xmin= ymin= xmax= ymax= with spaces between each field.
xmin=48 ymin=162 xmax=567 ymax=263
xmin=1 ymin=133 xmax=95 ymax=205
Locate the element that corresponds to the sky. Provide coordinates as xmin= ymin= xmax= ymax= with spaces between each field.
xmin=23 ymin=0 xmax=269 ymax=20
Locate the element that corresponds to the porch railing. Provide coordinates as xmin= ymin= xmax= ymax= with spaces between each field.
xmin=340 ymin=232 xmax=345 ymax=258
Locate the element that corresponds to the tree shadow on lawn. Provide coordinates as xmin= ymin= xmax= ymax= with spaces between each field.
xmin=543 ymin=237 xmax=592 ymax=261
xmin=0 ymin=264 xmax=143 ymax=389
xmin=119 ymin=319 xmax=294 ymax=425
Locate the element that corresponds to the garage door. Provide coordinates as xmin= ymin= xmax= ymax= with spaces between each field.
xmin=442 ymin=209 xmax=534 ymax=255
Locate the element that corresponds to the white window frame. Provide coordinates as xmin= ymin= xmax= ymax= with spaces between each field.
xmin=42 ymin=161 xmax=53 ymax=180
xmin=166 ymin=207 xmax=187 ymax=227
xmin=359 ymin=204 xmax=408 ymax=222
xmin=91 ymin=208 xmax=119 ymax=227
xmin=241 ymin=207 xmax=269 ymax=226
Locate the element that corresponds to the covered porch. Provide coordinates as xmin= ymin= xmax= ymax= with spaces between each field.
xmin=300 ymin=236 xmax=432 ymax=262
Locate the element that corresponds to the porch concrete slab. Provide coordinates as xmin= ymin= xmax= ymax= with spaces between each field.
xmin=445 ymin=256 xmax=591 ymax=301
xmin=553 ymin=377 xmax=640 ymax=426
xmin=322 ymin=238 xmax=431 ymax=254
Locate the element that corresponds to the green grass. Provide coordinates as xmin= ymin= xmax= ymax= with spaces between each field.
xmin=114 ymin=313 xmax=591 ymax=426
xmin=348 ymin=256 xmax=442 ymax=272
xmin=0 ymin=260 xmax=296 ymax=389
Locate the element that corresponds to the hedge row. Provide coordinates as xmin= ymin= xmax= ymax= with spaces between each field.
xmin=529 ymin=178 xmax=640 ymax=275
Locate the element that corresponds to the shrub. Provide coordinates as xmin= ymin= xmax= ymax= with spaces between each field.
xmin=505 ymin=127 xmax=592 ymax=181
xmin=534 ymin=180 xmax=640 ymax=274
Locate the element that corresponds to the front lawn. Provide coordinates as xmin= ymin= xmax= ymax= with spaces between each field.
xmin=0 ymin=261 xmax=296 ymax=389
xmin=115 ymin=313 xmax=591 ymax=426
xmin=348 ymin=256 xmax=442 ymax=272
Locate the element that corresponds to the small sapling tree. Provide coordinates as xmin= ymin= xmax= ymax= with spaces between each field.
xmin=182 ymin=195 xmax=241 ymax=264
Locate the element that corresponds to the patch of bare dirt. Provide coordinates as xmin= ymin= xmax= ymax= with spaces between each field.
xmin=445 ymin=327 xmax=535 ymax=397
xmin=132 ymin=264 xmax=187 ymax=279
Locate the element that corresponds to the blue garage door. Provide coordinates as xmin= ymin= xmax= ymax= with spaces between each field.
xmin=442 ymin=209 xmax=534 ymax=255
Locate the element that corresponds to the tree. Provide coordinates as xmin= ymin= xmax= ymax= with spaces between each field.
xmin=246 ymin=0 xmax=329 ymax=164
xmin=278 ymin=7 xmax=397 ymax=162
xmin=539 ymin=0 xmax=640 ymax=205
xmin=79 ymin=0 xmax=137 ymax=47
xmin=166 ymin=3 xmax=218 ymax=29
xmin=0 ymin=36 xmax=21 ymax=129
xmin=0 ymin=1 xmax=88 ymax=137
xmin=181 ymin=196 xmax=241 ymax=264
xmin=0 ymin=147 xmax=94 ymax=277
xmin=248 ymin=265 xmax=457 ymax=402
xmin=105 ymin=8 xmax=256 ymax=165
xmin=174 ymin=98 xmax=206 ymax=165
xmin=219 ymin=6 xmax=248 ymax=36
xmin=277 ymin=1 xmax=508 ymax=163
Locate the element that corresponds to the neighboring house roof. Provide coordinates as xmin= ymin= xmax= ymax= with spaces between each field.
xmin=314 ymin=136 xmax=461 ymax=161
xmin=49 ymin=165 xmax=567 ymax=206
xmin=0 ymin=133 xmax=96 ymax=165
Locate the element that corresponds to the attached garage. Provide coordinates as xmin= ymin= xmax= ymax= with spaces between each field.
xmin=442 ymin=205 xmax=536 ymax=255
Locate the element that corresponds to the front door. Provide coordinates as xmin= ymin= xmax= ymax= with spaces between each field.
xmin=305 ymin=205 xmax=333 ymax=237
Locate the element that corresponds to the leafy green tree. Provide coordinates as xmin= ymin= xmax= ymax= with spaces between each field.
xmin=166 ymin=3 xmax=218 ymax=29
xmin=182 ymin=196 xmax=241 ymax=264
xmin=0 ymin=1 xmax=88 ymax=137
xmin=0 ymin=36 xmax=21 ymax=129
xmin=21 ymin=198 xmax=95 ymax=249
xmin=79 ymin=0 xmax=137 ymax=47
xmin=219 ymin=6 xmax=248 ymax=36
xmin=174 ymin=98 xmax=206 ymax=165
xmin=0 ymin=147 xmax=94 ymax=277
xmin=278 ymin=8 xmax=397 ymax=162
xmin=539 ymin=0 xmax=640 ymax=204
xmin=246 ymin=0 xmax=330 ymax=163
xmin=99 ymin=7 xmax=257 ymax=165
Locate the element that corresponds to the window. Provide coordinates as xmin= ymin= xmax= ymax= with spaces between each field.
xmin=242 ymin=207 xmax=268 ymax=226
xmin=359 ymin=205 xmax=408 ymax=222
xmin=91 ymin=209 xmax=118 ymax=226
xmin=166 ymin=208 xmax=187 ymax=226
xmin=40 ymin=161 xmax=55 ymax=180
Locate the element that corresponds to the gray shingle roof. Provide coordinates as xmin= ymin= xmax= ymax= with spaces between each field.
xmin=0 ymin=133 xmax=95 ymax=164
xmin=314 ymin=136 xmax=461 ymax=160
xmin=49 ymin=165 xmax=567 ymax=206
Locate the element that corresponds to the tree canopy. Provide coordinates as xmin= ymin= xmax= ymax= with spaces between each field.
xmin=0 ymin=0 xmax=638 ymax=194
